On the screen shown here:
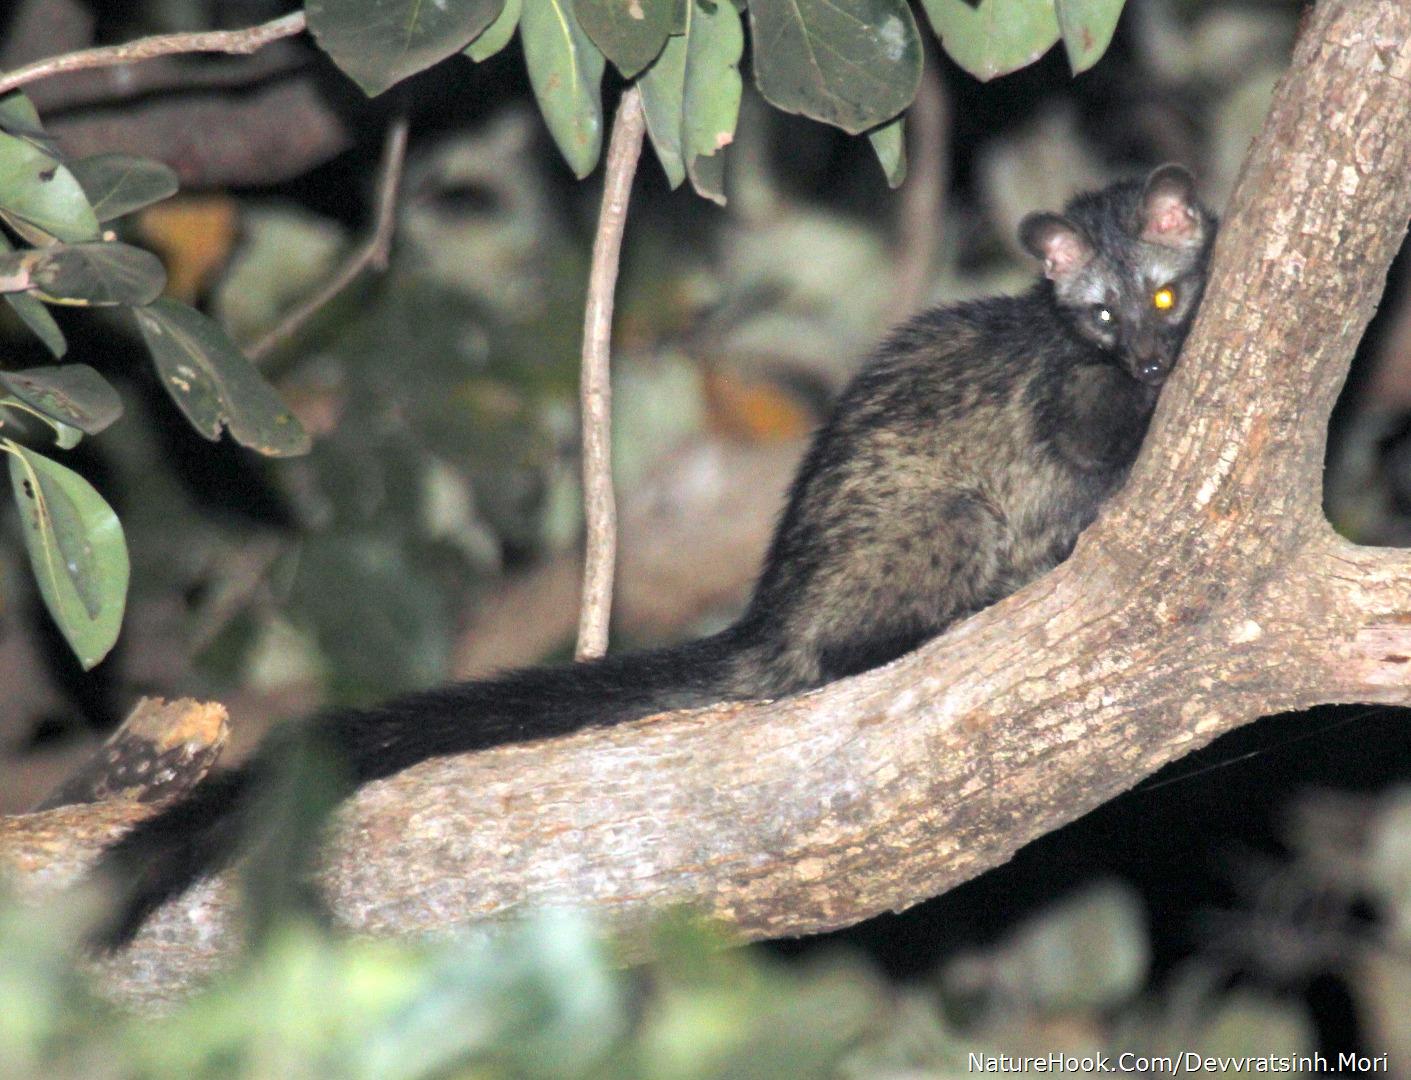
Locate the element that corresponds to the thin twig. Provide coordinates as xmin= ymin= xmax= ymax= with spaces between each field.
xmin=887 ymin=47 xmax=949 ymax=323
xmin=246 ymin=114 xmax=410 ymax=362
xmin=185 ymin=536 xmax=287 ymax=656
xmin=576 ymin=87 xmax=646 ymax=661
xmin=0 ymin=11 xmax=307 ymax=97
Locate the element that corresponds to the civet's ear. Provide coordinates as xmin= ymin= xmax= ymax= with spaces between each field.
xmin=1019 ymin=213 xmax=1094 ymax=281
xmin=1140 ymin=163 xmax=1205 ymax=248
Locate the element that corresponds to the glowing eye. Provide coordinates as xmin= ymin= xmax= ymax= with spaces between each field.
xmin=1153 ymin=286 xmax=1176 ymax=310
xmin=1096 ymin=308 xmax=1113 ymax=323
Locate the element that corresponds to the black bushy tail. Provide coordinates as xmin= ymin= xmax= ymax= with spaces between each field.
xmin=91 ymin=631 xmax=756 ymax=948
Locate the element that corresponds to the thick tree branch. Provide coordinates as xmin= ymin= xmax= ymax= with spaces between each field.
xmin=1 ymin=0 xmax=1409 ymax=1007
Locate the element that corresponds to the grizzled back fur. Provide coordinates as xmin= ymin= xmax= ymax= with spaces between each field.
xmin=736 ymin=164 xmax=1215 ymax=688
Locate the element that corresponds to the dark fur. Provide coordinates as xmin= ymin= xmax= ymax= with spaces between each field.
xmin=94 ymin=167 xmax=1215 ymax=945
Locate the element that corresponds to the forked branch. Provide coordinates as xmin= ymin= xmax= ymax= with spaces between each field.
xmin=1 ymin=0 xmax=1408 ymax=1009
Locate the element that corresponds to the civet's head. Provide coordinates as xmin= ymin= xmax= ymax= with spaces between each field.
xmin=1020 ymin=164 xmax=1215 ymax=386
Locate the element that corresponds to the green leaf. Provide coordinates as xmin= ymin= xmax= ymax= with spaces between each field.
xmin=6 ymin=439 xmax=128 ymax=669
xmin=681 ymin=0 xmax=742 ymax=204
xmin=465 ymin=0 xmax=523 ymax=60
xmin=521 ymin=0 xmax=607 ymax=177
xmin=3 ymin=291 xmax=65 ymax=356
xmin=0 ymin=227 xmax=64 ymax=356
xmin=868 ymin=115 xmax=907 ymax=188
xmin=748 ymin=0 xmax=921 ymax=135
xmin=0 ymin=365 xmax=122 ymax=436
xmin=1054 ymin=0 xmax=1125 ymax=75
xmin=0 ymin=92 xmax=44 ymax=134
xmin=68 ymin=153 xmax=179 ymax=222
xmin=919 ymin=0 xmax=1061 ymax=81
xmin=307 ymin=0 xmax=505 ymax=96
xmin=638 ymin=0 xmax=743 ymax=201
xmin=0 ymin=131 xmax=99 ymax=242
xmin=577 ymin=0 xmax=672 ymax=77
xmin=3 ymin=242 xmax=167 ymax=307
xmin=132 ymin=299 xmax=311 ymax=458
xmin=639 ymin=36 xmax=689 ymax=187
xmin=51 ymin=421 xmax=83 ymax=451
xmin=669 ymin=0 xmax=688 ymax=34
xmin=0 ymin=396 xmax=83 ymax=448
xmin=0 ymin=91 xmax=59 ymax=156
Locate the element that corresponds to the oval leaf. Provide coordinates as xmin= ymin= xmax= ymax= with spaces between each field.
xmin=0 ymin=131 xmax=99 ymax=242
xmin=749 ymin=0 xmax=921 ymax=135
xmin=465 ymin=0 xmax=523 ymax=61
xmin=6 ymin=439 xmax=129 ymax=669
xmin=0 ymin=92 xmax=49 ymax=144
xmin=639 ymin=0 xmax=743 ymax=200
xmin=0 ymin=365 xmax=123 ymax=435
xmin=868 ymin=115 xmax=907 ymax=188
xmin=0 ymin=230 xmax=65 ymax=355
xmin=522 ymin=0 xmax=607 ymax=177
xmin=307 ymin=0 xmax=505 ymax=96
xmin=639 ymin=36 xmax=688 ymax=188
xmin=682 ymin=0 xmax=743 ymax=204
xmin=132 ymin=299 xmax=311 ymax=457
xmin=577 ymin=0 xmax=672 ymax=77
xmin=920 ymin=0 xmax=1061 ymax=82
xmin=1054 ymin=0 xmax=1125 ymax=75
xmin=3 ymin=290 xmax=66 ymax=356
xmin=20 ymin=242 xmax=167 ymax=307
xmin=68 ymin=153 xmax=179 ymax=222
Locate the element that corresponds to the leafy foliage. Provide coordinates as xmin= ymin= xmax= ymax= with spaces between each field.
xmin=639 ymin=0 xmax=744 ymax=202
xmin=0 ymin=873 xmax=1334 ymax=1078
xmin=313 ymin=0 xmax=1129 ymax=182
xmin=0 ymin=92 xmax=310 ymax=666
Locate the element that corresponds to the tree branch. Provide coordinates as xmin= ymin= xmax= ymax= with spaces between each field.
xmin=576 ymin=87 xmax=646 ymax=661
xmin=246 ymin=114 xmax=409 ymax=361
xmin=1 ymin=0 xmax=1409 ymax=1008
xmin=0 ymin=12 xmax=307 ymax=97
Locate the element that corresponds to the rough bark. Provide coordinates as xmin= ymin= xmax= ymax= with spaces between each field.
xmin=3 ymin=0 xmax=1411 ymax=1007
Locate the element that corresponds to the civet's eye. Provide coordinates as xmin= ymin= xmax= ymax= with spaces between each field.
xmin=1152 ymin=285 xmax=1176 ymax=311
xmin=1092 ymin=306 xmax=1114 ymax=324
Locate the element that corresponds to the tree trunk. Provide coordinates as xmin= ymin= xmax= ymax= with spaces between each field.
xmin=4 ymin=0 xmax=1411 ymax=1008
